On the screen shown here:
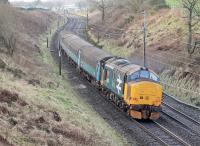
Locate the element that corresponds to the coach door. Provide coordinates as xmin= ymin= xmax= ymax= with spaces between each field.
xmin=77 ymin=50 xmax=81 ymax=69
xmin=104 ymin=65 xmax=113 ymax=89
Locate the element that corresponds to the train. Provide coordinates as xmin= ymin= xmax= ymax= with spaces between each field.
xmin=59 ymin=31 xmax=163 ymax=120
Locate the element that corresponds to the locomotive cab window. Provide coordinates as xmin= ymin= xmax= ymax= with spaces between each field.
xmin=127 ymin=70 xmax=159 ymax=82
xmin=140 ymin=70 xmax=149 ymax=78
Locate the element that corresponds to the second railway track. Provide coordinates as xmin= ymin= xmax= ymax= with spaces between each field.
xmin=162 ymin=102 xmax=200 ymax=127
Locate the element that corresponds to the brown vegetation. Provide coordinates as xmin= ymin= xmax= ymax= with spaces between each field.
xmin=0 ymin=5 xmax=125 ymax=146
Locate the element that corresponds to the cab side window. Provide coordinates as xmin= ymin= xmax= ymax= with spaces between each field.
xmin=128 ymin=71 xmax=139 ymax=81
xmin=150 ymin=72 xmax=159 ymax=82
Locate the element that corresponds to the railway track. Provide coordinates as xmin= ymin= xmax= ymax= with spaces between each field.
xmin=141 ymin=121 xmax=190 ymax=146
xmin=162 ymin=102 xmax=200 ymax=127
xmin=159 ymin=102 xmax=200 ymax=145
xmin=163 ymin=93 xmax=200 ymax=122
xmin=162 ymin=101 xmax=200 ymax=135
xmin=51 ymin=15 xmax=200 ymax=146
xmin=161 ymin=110 xmax=200 ymax=137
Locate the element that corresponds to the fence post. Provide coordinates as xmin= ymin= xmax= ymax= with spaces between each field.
xmin=97 ymin=31 xmax=100 ymax=44
xmin=58 ymin=40 xmax=61 ymax=76
xmin=47 ymin=37 xmax=48 ymax=48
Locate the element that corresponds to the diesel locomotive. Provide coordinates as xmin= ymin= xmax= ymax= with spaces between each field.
xmin=60 ymin=31 xmax=163 ymax=120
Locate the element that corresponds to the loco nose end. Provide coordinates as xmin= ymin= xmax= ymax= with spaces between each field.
xmin=124 ymin=81 xmax=163 ymax=120
xmin=129 ymin=81 xmax=163 ymax=106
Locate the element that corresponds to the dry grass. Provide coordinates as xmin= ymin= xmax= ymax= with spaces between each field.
xmin=0 ymin=6 xmax=127 ymax=146
xmin=161 ymin=69 xmax=200 ymax=106
xmin=87 ymin=30 xmax=134 ymax=58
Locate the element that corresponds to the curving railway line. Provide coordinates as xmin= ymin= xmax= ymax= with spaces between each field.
xmin=51 ymin=15 xmax=200 ymax=146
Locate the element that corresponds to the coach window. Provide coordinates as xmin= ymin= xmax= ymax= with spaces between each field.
xmin=104 ymin=69 xmax=110 ymax=81
xmin=104 ymin=69 xmax=107 ymax=81
xmin=106 ymin=70 xmax=110 ymax=83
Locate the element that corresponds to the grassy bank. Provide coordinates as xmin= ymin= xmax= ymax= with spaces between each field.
xmin=165 ymin=0 xmax=181 ymax=7
xmin=0 ymin=7 xmax=128 ymax=145
xmin=87 ymin=30 xmax=134 ymax=58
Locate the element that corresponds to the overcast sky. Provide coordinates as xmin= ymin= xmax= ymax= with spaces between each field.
xmin=9 ymin=0 xmax=58 ymax=2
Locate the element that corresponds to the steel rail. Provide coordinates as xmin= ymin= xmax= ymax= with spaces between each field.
xmin=161 ymin=111 xmax=200 ymax=136
xmin=162 ymin=102 xmax=200 ymax=126
xmin=153 ymin=121 xmax=191 ymax=146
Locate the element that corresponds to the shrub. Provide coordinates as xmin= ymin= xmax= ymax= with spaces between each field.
xmin=0 ymin=59 xmax=6 ymax=69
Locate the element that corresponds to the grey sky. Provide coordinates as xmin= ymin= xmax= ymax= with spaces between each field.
xmin=9 ymin=0 xmax=58 ymax=2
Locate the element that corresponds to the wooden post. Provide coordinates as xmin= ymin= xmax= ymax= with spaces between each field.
xmin=57 ymin=16 xmax=60 ymax=30
xmin=47 ymin=37 xmax=48 ymax=48
xmin=86 ymin=8 xmax=89 ymax=30
xmin=58 ymin=40 xmax=61 ymax=76
xmin=97 ymin=31 xmax=100 ymax=44
xmin=59 ymin=49 xmax=61 ymax=76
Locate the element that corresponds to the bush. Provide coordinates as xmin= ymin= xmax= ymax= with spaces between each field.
xmin=0 ymin=58 xmax=6 ymax=69
xmin=124 ymin=15 xmax=134 ymax=24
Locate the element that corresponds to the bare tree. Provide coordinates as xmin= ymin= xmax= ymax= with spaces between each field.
xmin=88 ymin=0 xmax=112 ymax=24
xmin=76 ymin=0 xmax=88 ymax=10
xmin=181 ymin=0 xmax=200 ymax=54
xmin=125 ymin=0 xmax=144 ymax=12
xmin=0 ymin=5 xmax=17 ymax=56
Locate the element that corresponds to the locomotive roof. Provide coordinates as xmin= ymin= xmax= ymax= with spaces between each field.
xmin=105 ymin=57 xmax=149 ymax=76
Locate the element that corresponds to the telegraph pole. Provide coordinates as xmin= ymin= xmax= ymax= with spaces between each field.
xmin=46 ymin=17 xmax=48 ymax=48
xmin=97 ymin=31 xmax=100 ymax=44
xmin=143 ymin=11 xmax=147 ymax=68
xmin=57 ymin=16 xmax=59 ymax=29
xmin=86 ymin=8 xmax=89 ymax=30
xmin=86 ymin=8 xmax=89 ymax=41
